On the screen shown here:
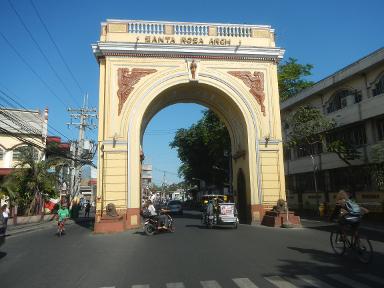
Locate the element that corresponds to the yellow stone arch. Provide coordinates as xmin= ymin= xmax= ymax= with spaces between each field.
xmin=93 ymin=20 xmax=286 ymax=233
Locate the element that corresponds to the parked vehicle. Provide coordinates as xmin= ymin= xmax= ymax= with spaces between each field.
xmin=167 ymin=200 xmax=183 ymax=215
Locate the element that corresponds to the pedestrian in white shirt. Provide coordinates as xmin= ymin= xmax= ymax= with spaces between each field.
xmin=1 ymin=204 xmax=9 ymax=230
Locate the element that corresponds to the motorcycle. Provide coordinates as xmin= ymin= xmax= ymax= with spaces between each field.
xmin=202 ymin=214 xmax=216 ymax=229
xmin=143 ymin=214 xmax=175 ymax=236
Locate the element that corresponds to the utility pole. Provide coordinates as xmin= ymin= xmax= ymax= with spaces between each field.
xmin=67 ymin=94 xmax=97 ymax=200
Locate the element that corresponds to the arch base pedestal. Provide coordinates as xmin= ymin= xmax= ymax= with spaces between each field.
xmin=94 ymin=208 xmax=141 ymax=234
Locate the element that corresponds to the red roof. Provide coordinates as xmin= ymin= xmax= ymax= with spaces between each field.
xmin=89 ymin=178 xmax=97 ymax=186
xmin=0 ymin=168 xmax=14 ymax=176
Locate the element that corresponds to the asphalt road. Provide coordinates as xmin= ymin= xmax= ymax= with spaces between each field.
xmin=1 ymin=211 xmax=384 ymax=288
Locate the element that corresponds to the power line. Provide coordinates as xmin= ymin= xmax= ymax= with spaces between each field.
xmin=7 ymin=0 xmax=80 ymax=106
xmin=67 ymin=95 xmax=97 ymax=198
xmin=153 ymin=167 xmax=179 ymax=176
xmin=0 ymin=31 xmax=67 ymax=107
xmin=0 ymin=86 xmax=71 ymax=141
xmin=30 ymin=0 xmax=84 ymax=95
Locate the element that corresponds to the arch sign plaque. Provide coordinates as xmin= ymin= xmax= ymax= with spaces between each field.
xmin=92 ymin=20 xmax=286 ymax=233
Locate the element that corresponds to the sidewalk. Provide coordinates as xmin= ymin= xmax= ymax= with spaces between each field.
xmin=7 ymin=220 xmax=57 ymax=236
xmin=6 ymin=217 xmax=94 ymax=237
xmin=299 ymin=215 xmax=384 ymax=233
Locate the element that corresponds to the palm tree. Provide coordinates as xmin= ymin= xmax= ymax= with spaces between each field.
xmin=1 ymin=146 xmax=66 ymax=216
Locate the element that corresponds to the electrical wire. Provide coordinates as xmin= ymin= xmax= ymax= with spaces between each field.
xmin=0 ymin=86 xmax=71 ymax=141
xmin=30 ymin=0 xmax=84 ymax=96
xmin=7 ymin=0 xmax=80 ymax=106
xmin=0 ymin=31 xmax=67 ymax=107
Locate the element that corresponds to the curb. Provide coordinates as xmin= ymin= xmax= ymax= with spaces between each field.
xmin=7 ymin=221 xmax=56 ymax=237
xmin=301 ymin=218 xmax=384 ymax=233
xmin=6 ymin=217 xmax=96 ymax=237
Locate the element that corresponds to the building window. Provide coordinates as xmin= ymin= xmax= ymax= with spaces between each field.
xmin=0 ymin=149 xmax=4 ymax=160
xmin=295 ymin=171 xmax=325 ymax=193
xmin=327 ymin=124 xmax=367 ymax=147
xmin=326 ymin=89 xmax=361 ymax=113
xmin=329 ymin=166 xmax=371 ymax=192
xmin=13 ymin=146 xmax=39 ymax=161
xmin=377 ymin=118 xmax=384 ymax=140
xmin=296 ymin=142 xmax=323 ymax=158
xmin=283 ymin=147 xmax=291 ymax=161
xmin=373 ymin=74 xmax=384 ymax=97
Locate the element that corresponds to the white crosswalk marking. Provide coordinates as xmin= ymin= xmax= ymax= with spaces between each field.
xmin=357 ymin=274 xmax=384 ymax=285
xmin=132 ymin=285 xmax=150 ymax=288
xmin=264 ymin=276 xmax=298 ymax=288
xmin=233 ymin=278 xmax=259 ymax=288
xmin=200 ymin=280 xmax=223 ymax=288
xmin=328 ymin=274 xmax=370 ymax=288
xmin=297 ymin=275 xmax=335 ymax=288
xmin=166 ymin=283 xmax=186 ymax=288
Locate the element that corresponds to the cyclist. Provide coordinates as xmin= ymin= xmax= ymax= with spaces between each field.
xmin=57 ymin=204 xmax=70 ymax=233
xmin=330 ymin=190 xmax=368 ymax=236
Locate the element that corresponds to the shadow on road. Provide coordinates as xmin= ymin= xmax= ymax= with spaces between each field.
xmin=265 ymin=245 xmax=384 ymax=287
xmin=304 ymin=224 xmax=384 ymax=243
xmin=74 ymin=217 xmax=94 ymax=231
xmin=175 ymin=211 xmax=202 ymax=220
xmin=185 ymin=224 xmax=236 ymax=230
xmin=133 ymin=230 xmax=146 ymax=236
xmin=0 ymin=251 xmax=6 ymax=259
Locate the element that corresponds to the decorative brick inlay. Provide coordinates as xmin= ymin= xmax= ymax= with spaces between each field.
xmin=108 ymin=23 xmax=127 ymax=33
xmin=208 ymin=26 xmax=217 ymax=36
xmin=251 ymin=28 xmax=270 ymax=38
xmin=228 ymin=71 xmax=266 ymax=116
xmin=164 ymin=25 xmax=174 ymax=35
xmin=94 ymin=208 xmax=141 ymax=233
xmin=251 ymin=204 xmax=265 ymax=222
xmin=117 ymin=68 xmax=157 ymax=115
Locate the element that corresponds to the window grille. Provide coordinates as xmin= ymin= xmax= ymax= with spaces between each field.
xmin=373 ymin=75 xmax=384 ymax=97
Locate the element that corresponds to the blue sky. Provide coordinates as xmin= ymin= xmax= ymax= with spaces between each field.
xmin=0 ymin=0 xmax=383 ymax=184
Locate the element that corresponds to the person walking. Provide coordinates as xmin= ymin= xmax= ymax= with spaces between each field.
xmin=85 ymin=202 xmax=91 ymax=218
xmin=1 ymin=204 xmax=9 ymax=232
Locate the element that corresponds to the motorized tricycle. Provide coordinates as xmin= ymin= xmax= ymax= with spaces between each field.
xmin=201 ymin=195 xmax=238 ymax=229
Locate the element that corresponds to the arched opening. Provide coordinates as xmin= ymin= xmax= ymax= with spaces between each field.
xmin=236 ymin=168 xmax=249 ymax=224
xmin=138 ymin=82 xmax=252 ymax=222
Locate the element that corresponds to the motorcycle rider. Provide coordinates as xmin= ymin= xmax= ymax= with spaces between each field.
xmin=147 ymin=200 xmax=169 ymax=229
xmin=206 ymin=200 xmax=214 ymax=215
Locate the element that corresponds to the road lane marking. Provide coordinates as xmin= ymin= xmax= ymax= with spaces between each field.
xmin=200 ymin=280 xmax=223 ymax=288
xmin=297 ymin=275 xmax=335 ymax=288
xmin=357 ymin=274 xmax=384 ymax=285
xmin=166 ymin=283 xmax=186 ymax=288
xmin=264 ymin=276 xmax=298 ymax=288
xmin=233 ymin=278 xmax=259 ymax=288
xmin=132 ymin=285 xmax=150 ymax=288
xmin=328 ymin=274 xmax=370 ymax=288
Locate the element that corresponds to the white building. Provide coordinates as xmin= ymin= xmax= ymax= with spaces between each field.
xmin=281 ymin=48 xmax=384 ymax=212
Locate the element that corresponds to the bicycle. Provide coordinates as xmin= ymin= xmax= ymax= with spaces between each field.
xmin=330 ymin=221 xmax=373 ymax=263
xmin=57 ymin=219 xmax=66 ymax=237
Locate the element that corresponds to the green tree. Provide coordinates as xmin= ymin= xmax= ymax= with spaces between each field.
xmin=370 ymin=141 xmax=384 ymax=191
xmin=286 ymin=105 xmax=362 ymax=195
xmin=278 ymin=57 xmax=314 ymax=101
xmin=285 ymin=105 xmax=335 ymax=149
xmin=1 ymin=146 xmax=66 ymax=215
xmin=286 ymin=105 xmax=362 ymax=162
xmin=170 ymin=110 xmax=230 ymax=188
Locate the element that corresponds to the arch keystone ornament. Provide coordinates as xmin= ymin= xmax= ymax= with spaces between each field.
xmin=93 ymin=19 xmax=291 ymax=233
